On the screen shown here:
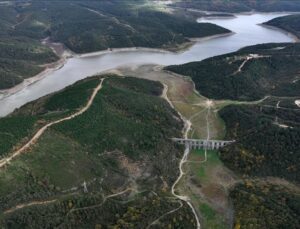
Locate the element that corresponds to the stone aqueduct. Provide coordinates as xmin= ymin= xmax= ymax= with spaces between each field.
xmin=172 ymin=138 xmax=235 ymax=150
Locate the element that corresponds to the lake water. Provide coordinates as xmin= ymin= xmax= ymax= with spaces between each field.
xmin=0 ymin=13 xmax=295 ymax=117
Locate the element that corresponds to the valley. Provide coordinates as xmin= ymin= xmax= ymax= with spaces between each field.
xmin=0 ymin=13 xmax=294 ymax=117
xmin=0 ymin=1 xmax=299 ymax=228
xmin=166 ymin=41 xmax=300 ymax=228
xmin=0 ymin=0 xmax=229 ymax=90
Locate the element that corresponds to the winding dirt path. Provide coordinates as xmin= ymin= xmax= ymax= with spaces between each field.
xmin=67 ymin=188 xmax=132 ymax=215
xmin=163 ymin=83 xmax=201 ymax=228
xmin=79 ymin=5 xmax=136 ymax=32
xmin=161 ymin=83 xmax=174 ymax=109
xmin=232 ymin=54 xmax=270 ymax=75
xmin=232 ymin=57 xmax=250 ymax=75
xmin=11 ymin=14 xmax=30 ymax=29
xmin=170 ymin=118 xmax=201 ymax=229
xmin=146 ymin=201 xmax=183 ymax=229
xmin=4 ymin=199 xmax=58 ymax=215
xmin=0 ymin=78 xmax=104 ymax=168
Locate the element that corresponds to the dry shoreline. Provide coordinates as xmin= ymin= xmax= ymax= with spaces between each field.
xmin=190 ymin=31 xmax=235 ymax=42
xmin=0 ymin=12 xmax=298 ymax=101
xmin=186 ymin=9 xmax=299 ymax=16
xmin=0 ymin=51 xmax=71 ymax=100
xmin=259 ymin=23 xmax=300 ymax=42
xmin=0 ymin=32 xmax=232 ymax=99
xmin=76 ymin=32 xmax=234 ymax=58
xmin=76 ymin=47 xmax=171 ymax=58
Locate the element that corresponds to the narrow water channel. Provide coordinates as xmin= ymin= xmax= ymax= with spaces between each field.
xmin=0 ymin=13 xmax=295 ymax=117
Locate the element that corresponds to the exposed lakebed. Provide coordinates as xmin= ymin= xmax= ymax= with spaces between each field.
xmin=0 ymin=13 xmax=296 ymax=117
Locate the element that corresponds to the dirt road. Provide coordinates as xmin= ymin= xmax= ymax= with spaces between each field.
xmin=0 ymin=78 xmax=104 ymax=168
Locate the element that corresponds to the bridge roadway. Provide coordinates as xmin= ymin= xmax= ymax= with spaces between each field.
xmin=172 ymin=138 xmax=235 ymax=150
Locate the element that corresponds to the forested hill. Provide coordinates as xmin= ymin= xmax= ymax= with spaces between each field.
xmin=8 ymin=0 xmax=229 ymax=53
xmin=0 ymin=76 xmax=198 ymax=228
xmin=0 ymin=0 xmax=229 ymax=90
xmin=220 ymin=101 xmax=300 ymax=183
xmin=265 ymin=14 xmax=300 ymax=39
xmin=172 ymin=0 xmax=300 ymax=13
xmin=165 ymin=43 xmax=300 ymax=101
xmin=219 ymin=71 xmax=300 ymax=227
xmin=0 ymin=2 xmax=59 ymax=90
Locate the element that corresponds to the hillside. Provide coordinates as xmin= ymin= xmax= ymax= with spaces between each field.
xmin=0 ymin=3 xmax=59 ymax=90
xmin=265 ymin=14 xmax=300 ymax=39
xmin=0 ymin=38 xmax=58 ymax=90
xmin=166 ymin=43 xmax=300 ymax=181
xmin=213 ymin=44 xmax=300 ymax=228
xmin=172 ymin=0 xmax=300 ymax=13
xmin=13 ymin=0 xmax=229 ymax=53
xmin=0 ymin=0 xmax=229 ymax=90
xmin=166 ymin=41 xmax=300 ymax=228
xmin=219 ymin=98 xmax=300 ymax=183
xmin=0 ymin=76 xmax=198 ymax=228
xmin=165 ymin=43 xmax=300 ymax=101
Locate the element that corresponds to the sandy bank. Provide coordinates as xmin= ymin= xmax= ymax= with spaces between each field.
xmin=190 ymin=32 xmax=235 ymax=42
xmin=77 ymin=32 xmax=233 ymax=58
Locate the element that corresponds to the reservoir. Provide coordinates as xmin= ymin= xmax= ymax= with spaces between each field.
xmin=0 ymin=13 xmax=296 ymax=117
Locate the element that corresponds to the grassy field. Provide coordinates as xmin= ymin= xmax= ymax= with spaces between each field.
xmin=186 ymin=149 xmax=234 ymax=229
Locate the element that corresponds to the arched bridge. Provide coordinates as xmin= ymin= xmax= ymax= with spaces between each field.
xmin=172 ymin=138 xmax=235 ymax=150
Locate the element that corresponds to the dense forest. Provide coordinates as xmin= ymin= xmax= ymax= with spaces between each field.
xmin=265 ymin=14 xmax=300 ymax=39
xmin=0 ymin=76 xmax=197 ymax=228
xmin=230 ymin=181 xmax=300 ymax=229
xmin=219 ymin=102 xmax=300 ymax=183
xmin=166 ymin=43 xmax=300 ymax=101
xmin=0 ymin=0 xmax=230 ymax=90
xmin=172 ymin=0 xmax=300 ymax=13
xmin=13 ymin=0 xmax=229 ymax=53
xmin=1 ymin=190 xmax=196 ymax=228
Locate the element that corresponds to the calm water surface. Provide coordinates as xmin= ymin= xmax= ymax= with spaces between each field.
xmin=0 ymin=13 xmax=295 ymax=116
